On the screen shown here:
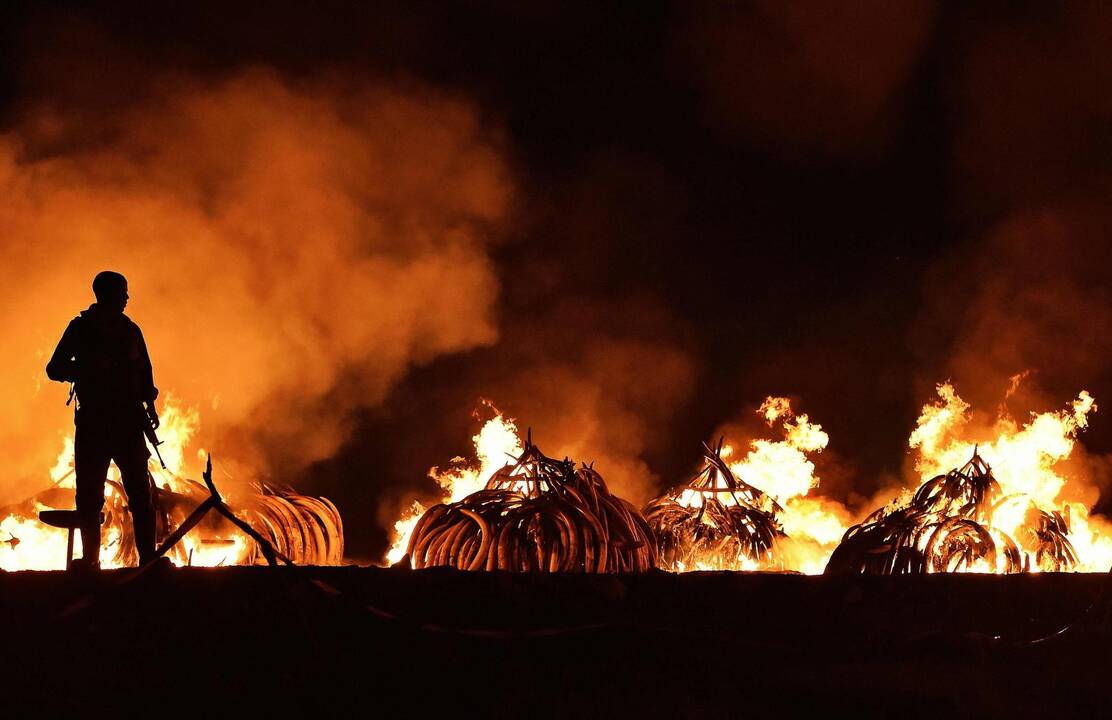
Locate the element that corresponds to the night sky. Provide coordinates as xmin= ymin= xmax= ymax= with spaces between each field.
xmin=4 ymin=1 xmax=1112 ymax=560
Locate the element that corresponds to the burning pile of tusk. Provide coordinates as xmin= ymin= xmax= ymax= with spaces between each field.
xmin=644 ymin=439 xmax=787 ymax=572
xmin=246 ymin=486 xmax=345 ymax=566
xmin=0 ymin=468 xmax=345 ymax=569
xmin=400 ymin=439 xmax=656 ymax=572
xmin=826 ymin=449 xmax=1076 ymax=574
xmin=153 ymin=477 xmax=345 ymax=567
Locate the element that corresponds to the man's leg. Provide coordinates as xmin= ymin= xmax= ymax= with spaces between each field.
xmin=117 ymin=443 xmax=156 ymax=565
xmin=74 ymin=424 xmax=110 ymax=566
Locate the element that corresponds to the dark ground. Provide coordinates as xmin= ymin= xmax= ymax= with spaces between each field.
xmin=2 ymin=567 xmax=1110 ymax=718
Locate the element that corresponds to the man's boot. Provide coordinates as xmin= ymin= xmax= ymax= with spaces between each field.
xmin=132 ymin=504 xmax=160 ymax=566
xmin=76 ymin=521 xmax=101 ymax=571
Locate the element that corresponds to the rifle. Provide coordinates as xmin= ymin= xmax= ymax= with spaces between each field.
xmin=142 ymin=403 xmax=168 ymax=470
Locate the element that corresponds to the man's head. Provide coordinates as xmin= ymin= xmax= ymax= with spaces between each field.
xmin=92 ymin=271 xmax=129 ymax=313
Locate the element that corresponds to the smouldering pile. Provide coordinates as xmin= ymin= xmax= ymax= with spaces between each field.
xmin=155 ymin=478 xmax=346 ymax=566
xmin=403 ymin=440 xmax=656 ymax=572
xmin=826 ymin=449 xmax=1076 ymax=574
xmin=644 ymin=439 xmax=786 ymax=571
xmin=246 ymin=484 xmax=345 ymax=565
xmin=1 ymin=471 xmax=345 ymax=568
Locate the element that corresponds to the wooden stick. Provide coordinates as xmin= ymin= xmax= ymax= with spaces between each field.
xmin=152 ymin=455 xmax=291 ymax=567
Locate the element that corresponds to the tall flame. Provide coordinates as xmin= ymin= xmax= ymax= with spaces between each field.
xmin=669 ymin=397 xmax=850 ymax=574
xmin=907 ymin=381 xmax=1112 ymax=572
xmin=385 ymin=400 xmax=522 ymax=564
xmin=730 ymin=398 xmax=849 ymax=574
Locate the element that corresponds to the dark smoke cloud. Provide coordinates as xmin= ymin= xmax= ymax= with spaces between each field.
xmin=947 ymin=1 xmax=1112 ymax=221
xmin=680 ymin=0 xmax=937 ymax=159
xmin=915 ymin=2 xmax=1112 ymax=411
xmin=910 ymin=1 xmax=1112 ymax=506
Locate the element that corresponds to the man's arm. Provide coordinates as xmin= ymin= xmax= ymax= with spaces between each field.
xmin=45 ymin=321 xmax=81 ymax=383
xmin=136 ymin=327 xmax=158 ymax=403
xmin=136 ymin=326 xmax=160 ymax=429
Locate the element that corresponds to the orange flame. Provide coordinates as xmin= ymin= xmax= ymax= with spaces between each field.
xmin=669 ymin=397 xmax=850 ymax=574
xmin=907 ymin=381 xmax=1112 ymax=572
xmin=385 ymin=400 xmax=522 ymax=564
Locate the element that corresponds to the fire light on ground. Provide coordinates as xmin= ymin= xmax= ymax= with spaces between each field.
xmin=645 ymin=397 xmax=849 ymax=574
xmin=827 ymin=381 xmax=1112 ymax=574
xmin=0 ymin=398 xmax=344 ymax=570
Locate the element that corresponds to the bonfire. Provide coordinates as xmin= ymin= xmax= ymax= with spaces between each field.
xmin=0 ymin=468 xmax=345 ymax=569
xmin=644 ymin=439 xmax=786 ymax=571
xmin=826 ymin=382 xmax=1112 ymax=574
xmin=825 ymin=449 xmax=1069 ymax=573
xmin=401 ymin=437 xmax=656 ymax=572
xmin=154 ymin=476 xmax=345 ymax=567
xmin=0 ymin=399 xmax=344 ymax=569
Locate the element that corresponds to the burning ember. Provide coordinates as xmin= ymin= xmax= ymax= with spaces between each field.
xmin=644 ymin=397 xmax=849 ymax=573
xmin=0 ymin=399 xmax=344 ymax=569
xmin=827 ymin=382 xmax=1112 ymax=574
xmin=389 ymin=404 xmax=656 ymax=572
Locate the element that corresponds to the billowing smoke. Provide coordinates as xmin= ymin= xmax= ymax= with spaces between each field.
xmin=906 ymin=2 xmax=1112 ymax=508
xmin=909 ymin=208 xmax=1112 ymax=507
xmin=915 ymin=211 xmax=1112 ymax=410
xmin=0 ymin=67 xmax=512 ymax=501
xmin=472 ymin=297 xmax=696 ymax=505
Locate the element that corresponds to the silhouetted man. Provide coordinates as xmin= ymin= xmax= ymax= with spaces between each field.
xmin=46 ymin=271 xmax=160 ymax=568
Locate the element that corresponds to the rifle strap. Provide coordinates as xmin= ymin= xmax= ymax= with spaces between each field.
xmin=67 ymin=383 xmax=79 ymax=424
